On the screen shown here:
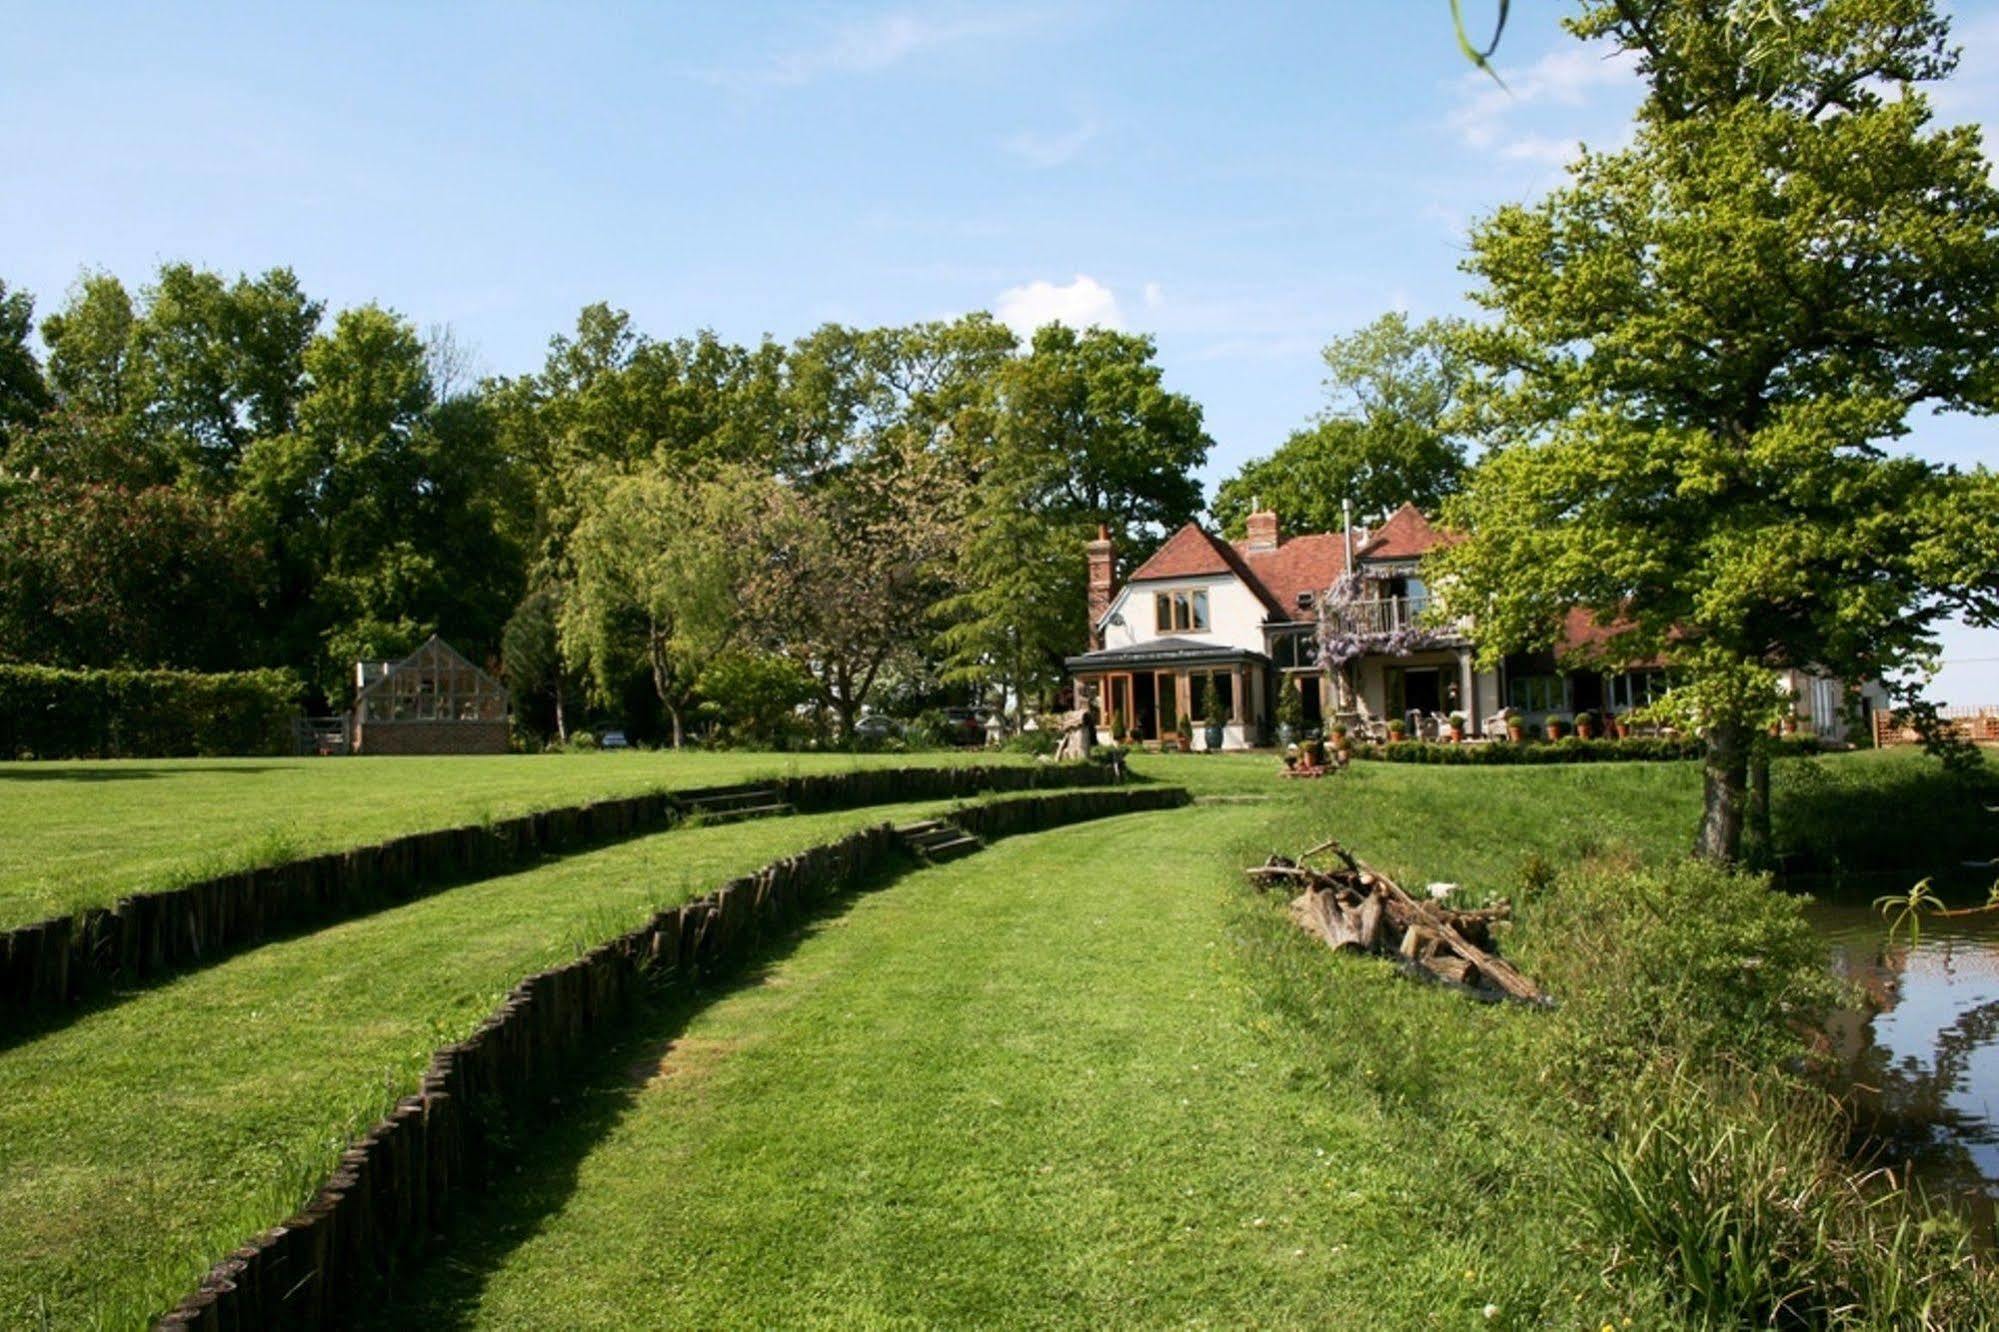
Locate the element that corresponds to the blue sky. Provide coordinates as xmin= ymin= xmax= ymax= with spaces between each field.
xmin=4 ymin=1 xmax=1997 ymax=699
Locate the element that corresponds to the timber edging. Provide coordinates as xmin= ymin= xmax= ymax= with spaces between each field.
xmin=152 ymin=781 xmax=1188 ymax=1330
xmin=0 ymin=761 xmax=1121 ymax=1028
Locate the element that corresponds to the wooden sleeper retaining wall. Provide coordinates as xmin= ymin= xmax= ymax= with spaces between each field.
xmin=0 ymin=761 xmax=1116 ymax=1027
xmin=154 ymin=782 xmax=1188 ymax=1330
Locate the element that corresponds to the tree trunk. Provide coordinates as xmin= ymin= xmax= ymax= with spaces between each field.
xmin=1744 ymin=744 xmax=1772 ymax=869
xmin=554 ymin=679 xmax=568 ymax=744
xmin=646 ymin=624 xmax=683 ymax=751
xmin=1696 ymin=718 xmax=1751 ymax=864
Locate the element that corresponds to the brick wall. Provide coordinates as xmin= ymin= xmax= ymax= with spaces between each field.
xmin=353 ymin=720 xmax=510 ymax=755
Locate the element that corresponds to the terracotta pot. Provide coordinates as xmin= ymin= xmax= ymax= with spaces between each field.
xmin=1545 ymin=722 xmax=1564 ymax=742
xmin=1448 ymin=726 xmax=1465 ymax=743
xmin=1387 ymin=730 xmax=1406 ymax=744
xmin=1507 ymin=723 xmax=1525 ymax=742
xmin=1576 ymin=722 xmax=1595 ymax=741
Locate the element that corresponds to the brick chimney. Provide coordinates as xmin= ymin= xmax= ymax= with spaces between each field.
xmin=1086 ymin=524 xmax=1115 ymax=649
xmin=1246 ymin=505 xmax=1281 ymax=551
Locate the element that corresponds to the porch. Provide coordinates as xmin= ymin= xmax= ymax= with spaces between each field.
xmin=1064 ymin=640 xmax=1267 ymax=749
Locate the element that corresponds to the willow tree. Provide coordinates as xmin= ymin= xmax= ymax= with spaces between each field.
xmin=1432 ymin=0 xmax=1999 ymax=864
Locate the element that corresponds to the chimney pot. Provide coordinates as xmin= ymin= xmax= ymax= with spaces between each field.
xmin=1086 ymin=525 xmax=1117 ymax=650
xmin=1245 ymin=508 xmax=1281 ymax=551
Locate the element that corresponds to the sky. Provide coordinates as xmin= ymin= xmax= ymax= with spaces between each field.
xmin=3 ymin=1 xmax=1997 ymax=700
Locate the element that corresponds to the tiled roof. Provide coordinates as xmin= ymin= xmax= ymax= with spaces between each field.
xmin=1125 ymin=522 xmax=1285 ymax=618
xmin=1234 ymin=532 xmax=1350 ymax=624
xmin=1559 ymin=607 xmax=1665 ymax=668
xmin=1356 ymin=503 xmax=1453 ymax=560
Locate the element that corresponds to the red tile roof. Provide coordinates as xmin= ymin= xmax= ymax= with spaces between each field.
xmin=1356 ymin=502 xmax=1453 ymax=560
xmin=1559 ymin=607 xmax=1665 ymax=668
xmin=1125 ymin=522 xmax=1288 ymax=618
xmin=1234 ymin=532 xmax=1350 ymax=624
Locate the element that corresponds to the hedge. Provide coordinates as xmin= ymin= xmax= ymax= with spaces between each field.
xmin=0 ymin=664 xmax=302 ymax=759
xmin=1351 ymin=735 xmax=1829 ymax=765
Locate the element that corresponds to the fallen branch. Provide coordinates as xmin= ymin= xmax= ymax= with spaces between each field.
xmin=1248 ymin=840 xmax=1549 ymax=1007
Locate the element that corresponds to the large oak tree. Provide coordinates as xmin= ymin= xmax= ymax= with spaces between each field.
xmin=1432 ymin=0 xmax=1999 ymax=863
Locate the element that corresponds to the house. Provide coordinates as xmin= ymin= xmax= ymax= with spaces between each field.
xmin=1063 ymin=504 xmax=1857 ymax=748
xmin=350 ymin=636 xmax=511 ymax=755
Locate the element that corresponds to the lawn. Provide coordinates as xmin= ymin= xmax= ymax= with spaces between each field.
xmin=3 ymin=746 xmax=1978 ymax=1327
xmin=361 ymin=804 xmax=1641 ymax=1328
xmin=0 ymin=749 xmax=1034 ymax=929
xmin=0 ymin=795 xmax=988 ymax=1330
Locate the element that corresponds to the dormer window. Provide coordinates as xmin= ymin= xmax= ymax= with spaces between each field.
xmin=1155 ymin=589 xmax=1210 ymax=633
xmin=1296 ymin=591 xmax=1314 ymax=610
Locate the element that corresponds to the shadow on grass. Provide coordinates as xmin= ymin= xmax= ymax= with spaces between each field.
xmin=356 ymin=851 xmax=925 ymax=1329
xmin=1772 ymin=752 xmax=1999 ymax=894
xmin=0 ymin=764 xmax=286 ymax=781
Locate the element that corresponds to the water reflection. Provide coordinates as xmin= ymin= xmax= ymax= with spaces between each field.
xmin=1810 ymin=899 xmax=1999 ymax=1234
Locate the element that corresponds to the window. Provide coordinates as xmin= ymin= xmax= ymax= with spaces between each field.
xmin=1296 ymin=591 xmax=1314 ymax=610
xmin=1507 ymin=674 xmax=1566 ymax=714
xmin=1606 ymin=670 xmax=1669 ymax=712
xmin=1154 ymin=588 xmax=1211 ymax=633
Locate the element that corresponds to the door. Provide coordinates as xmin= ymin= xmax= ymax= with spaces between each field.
xmin=1403 ymin=668 xmax=1442 ymax=716
xmin=1131 ymin=673 xmax=1157 ymax=740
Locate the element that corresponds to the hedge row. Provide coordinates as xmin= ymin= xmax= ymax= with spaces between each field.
xmin=0 ymin=664 xmax=302 ymax=759
xmin=0 ymin=761 xmax=1117 ymax=1028
xmin=1349 ymin=735 xmax=1830 ymax=765
xmin=156 ymin=783 xmax=1189 ymax=1330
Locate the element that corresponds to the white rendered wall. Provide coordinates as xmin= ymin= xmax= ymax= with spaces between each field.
xmin=1098 ymin=575 xmax=1268 ymax=655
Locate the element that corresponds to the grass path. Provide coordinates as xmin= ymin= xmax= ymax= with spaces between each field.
xmin=0 ymin=750 xmax=1029 ymax=928
xmin=367 ymin=806 xmax=1602 ymax=1329
xmin=0 ymin=797 xmax=974 ymax=1329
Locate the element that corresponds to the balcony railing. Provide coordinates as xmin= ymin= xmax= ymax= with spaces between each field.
xmin=1326 ymin=595 xmax=1436 ymax=637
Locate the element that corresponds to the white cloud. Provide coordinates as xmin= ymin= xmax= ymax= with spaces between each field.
xmin=994 ymin=274 xmax=1124 ymax=335
xmin=1001 ymin=117 xmax=1099 ymax=168
xmin=1447 ymin=39 xmax=1640 ymax=160
xmin=1142 ymin=280 xmax=1165 ymax=310
xmin=702 ymin=9 xmax=1030 ymax=89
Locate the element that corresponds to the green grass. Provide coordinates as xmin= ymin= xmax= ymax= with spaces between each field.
xmin=364 ymin=798 xmax=1668 ymax=1329
xmin=0 ymin=750 xmax=1032 ymax=929
xmin=0 ymin=796 xmax=983 ymax=1330
xmin=3 ymin=747 xmax=1972 ymax=1327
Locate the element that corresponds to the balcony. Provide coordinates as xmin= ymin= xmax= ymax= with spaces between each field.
xmin=1327 ymin=595 xmax=1433 ymax=636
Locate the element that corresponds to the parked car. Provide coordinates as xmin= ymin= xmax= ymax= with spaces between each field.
xmin=600 ymin=729 xmax=630 ymax=750
xmin=851 ymin=714 xmax=899 ymax=741
xmin=940 ymin=707 xmax=988 ymax=746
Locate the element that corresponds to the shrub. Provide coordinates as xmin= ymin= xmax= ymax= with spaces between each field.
xmin=1514 ymin=857 xmax=1840 ymax=1083
xmin=0 ymin=664 xmax=301 ymax=759
xmin=569 ymin=730 xmax=600 ymax=750
xmin=1002 ymin=728 xmax=1058 ymax=756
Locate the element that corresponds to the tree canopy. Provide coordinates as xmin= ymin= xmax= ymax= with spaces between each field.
xmin=1213 ymin=312 xmax=1467 ymax=537
xmin=1430 ymin=0 xmax=1999 ymax=863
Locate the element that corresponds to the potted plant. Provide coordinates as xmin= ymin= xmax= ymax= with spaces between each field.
xmin=1301 ymin=734 xmax=1326 ymax=767
xmin=1574 ymin=710 xmax=1598 ymax=741
xmin=1203 ymin=698 xmax=1226 ymax=751
xmin=1386 ymin=717 xmax=1408 ymax=744
xmin=1781 ymin=712 xmax=1799 ymax=735
xmin=1172 ymin=711 xmax=1194 ymax=753
xmin=1606 ymin=710 xmax=1626 ymax=740
xmin=1544 ymin=715 xmax=1567 ymax=742
xmin=1276 ymin=679 xmax=1305 ymax=746
xmin=1446 ymin=710 xmax=1467 ymax=743
xmin=1504 ymin=707 xmax=1525 ymax=743
xmin=1329 ymin=721 xmax=1351 ymax=752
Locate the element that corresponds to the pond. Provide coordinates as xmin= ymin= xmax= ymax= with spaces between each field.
xmin=1808 ymin=886 xmax=1999 ymax=1237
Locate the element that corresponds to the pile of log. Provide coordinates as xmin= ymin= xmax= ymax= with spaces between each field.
xmin=1246 ymin=839 xmax=1550 ymax=1006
